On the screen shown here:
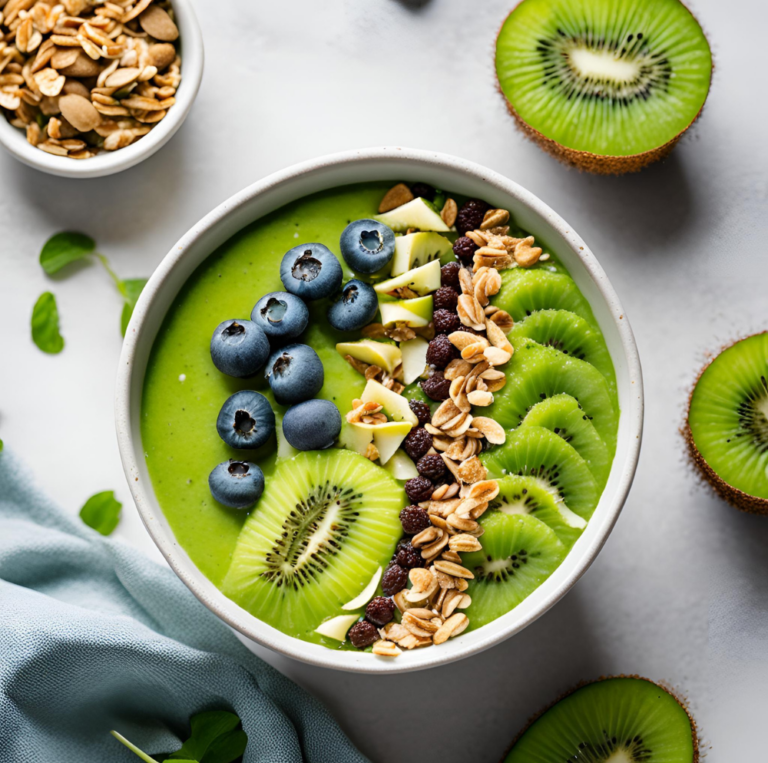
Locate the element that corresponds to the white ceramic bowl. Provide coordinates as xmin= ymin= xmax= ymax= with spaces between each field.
xmin=115 ymin=147 xmax=644 ymax=674
xmin=0 ymin=0 xmax=203 ymax=179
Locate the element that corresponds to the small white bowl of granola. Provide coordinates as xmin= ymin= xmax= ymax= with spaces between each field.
xmin=0 ymin=0 xmax=203 ymax=178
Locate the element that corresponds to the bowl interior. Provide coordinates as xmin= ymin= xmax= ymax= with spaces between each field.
xmin=0 ymin=0 xmax=203 ymax=179
xmin=116 ymin=148 xmax=643 ymax=673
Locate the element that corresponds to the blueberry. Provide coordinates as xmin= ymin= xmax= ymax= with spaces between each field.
xmin=209 ymin=459 xmax=265 ymax=509
xmin=265 ymin=343 xmax=324 ymax=405
xmin=216 ymin=390 xmax=275 ymax=449
xmin=280 ymin=243 xmax=343 ymax=301
xmin=282 ymin=399 xmax=341 ymax=451
xmin=327 ymin=279 xmax=378 ymax=332
xmin=339 ymin=219 xmax=395 ymax=274
xmin=251 ymin=291 xmax=309 ymax=341
xmin=210 ymin=319 xmax=270 ymax=378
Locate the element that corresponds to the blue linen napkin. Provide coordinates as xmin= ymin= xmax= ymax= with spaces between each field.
xmin=0 ymin=450 xmax=368 ymax=763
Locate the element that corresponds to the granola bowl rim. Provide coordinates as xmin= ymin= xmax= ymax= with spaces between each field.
xmin=0 ymin=0 xmax=204 ymax=179
xmin=115 ymin=147 xmax=644 ymax=674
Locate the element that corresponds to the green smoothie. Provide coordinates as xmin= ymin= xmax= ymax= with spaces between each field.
xmin=141 ymin=181 xmax=619 ymax=648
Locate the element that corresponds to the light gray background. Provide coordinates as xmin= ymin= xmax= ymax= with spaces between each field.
xmin=1 ymin=0 xmax=765 ymax=760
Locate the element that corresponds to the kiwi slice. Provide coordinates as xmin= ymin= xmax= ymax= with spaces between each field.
xmin=490 ymin=475 xmax=585 ymax=548
xmin=482 ymin=426 xmax=599 ymax=523
xmin=463 ymin=512 xmax=567 ymax=630
xmin=221 ymin=449 xmax=404 ymax=638
xmin=505 ymin=676 xmax=698 ymax=762
xmin=487 ymin=338 xmax=618 ymax=451
xmin=495 ymin=269 xmax=599 ymax=328
xmin=521 ymin=394 xmax=611 ymax=489
xmin=509 ymin=309 xmax=616 ymax=397
xmin=687 ymin=332 xmax=768 ymax=514
xmin=495 ymin=0 xmax=713 ymax=175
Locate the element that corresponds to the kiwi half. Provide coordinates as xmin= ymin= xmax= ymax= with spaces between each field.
xmin=505 ymin=676 xmax=698 ymax=762
xmin=463 ymin=512 xmax=567 ymax=631
xmin=495 ymin=0 xmax=713 ymax=174
xmin=686 ymin=332 xmax=768 ymax=514
xmin=221 ymin=449 xmax=403 ymax=638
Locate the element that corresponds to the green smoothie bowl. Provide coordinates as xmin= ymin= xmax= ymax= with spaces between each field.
xmin=115 ymin=147 xmax=643 ymax=673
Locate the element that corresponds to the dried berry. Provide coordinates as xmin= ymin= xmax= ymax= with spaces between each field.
xmin=420 ymin=372 xmax=451 ymax=401
xmin=394 ymin=540 xmax=424 ymax=570
xmin=417 ymin=453 xmax=446 ymax=481
xmin=365 ymin=595 xmax=396 ymax=626
xmin=456 ymin=199 xmax=489 ymax=235
xmin=433 ymin=286 xmax=459 ymax=312
xmin=410 ymin=182 xmax=435 ymax=202
xmin=400 ymin=505 xmax=432 ymax=535
xmin=441 ymin=261 xmax=461 ymax=289
xmin=349 ymin=620 xmax=379 ymax=649
xmin=433 ymin=309 xmax=461 ymax=335
xmin=381 ymin=563 xmax=408 ymax=596
xmin=403 ymin=426 xmax=433 ymax=461
xmin=409 ymin=399 xmax=431 ymax=427
xmin=453 ymin=236 xmax=478 ymax=265
xmin=405 ymin=476 xmax=433 ymax=503
xmin=426 ymin=334 xmax=457 ymax=369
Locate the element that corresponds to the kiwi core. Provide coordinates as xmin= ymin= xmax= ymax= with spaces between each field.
xmin=739 ymin=381 xmax=768 ymax=453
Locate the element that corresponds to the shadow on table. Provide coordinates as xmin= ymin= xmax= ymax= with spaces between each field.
xmin=553 ymin=152 xmax=701 ymax=254
xmin=706 ymin=493 xmax=768 ymax=661
xmin=272 ymin=584 xmax=607 ymax=763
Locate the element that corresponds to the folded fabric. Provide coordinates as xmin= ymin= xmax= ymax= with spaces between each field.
xmin=0 ymin=450 xmax=368 ymax=763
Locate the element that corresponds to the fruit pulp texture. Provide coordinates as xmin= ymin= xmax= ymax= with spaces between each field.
xmin=141 ymin=182 xmax=618 ymax=641
xmin=496 ymin=0 xmax=712 ymax=156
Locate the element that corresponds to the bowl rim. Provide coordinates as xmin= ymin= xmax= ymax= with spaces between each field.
xmin=115 ymin=147 xmax=644 ymax=674
xmin=0 ymin=0 xmax=204 ymax=179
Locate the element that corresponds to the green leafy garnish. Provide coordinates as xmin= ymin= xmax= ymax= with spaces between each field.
xmin=39 ymin=232 xmax=96 ymax=275
xmin=112 ymin=711 xmax=247 ymax=763
xmin=31 ymin=292 xmax=64 ymax=354
xmin=37 ymin=231 xmax=148 ymax=340
xmin=79 ymin=490 xmax=122 ymax=536
xmin=120 ymin=278 xmax=148 ymax=336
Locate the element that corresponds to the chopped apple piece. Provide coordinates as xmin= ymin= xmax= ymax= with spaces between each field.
xmin=344 ymin=420 xmax=413 ymax=464
xmin=342 ymin=567 xmax=383 ymax=611
xmin=391 ymin=232 xmax=453 ymax=276
xmin=378 ymin=295 xmax=433 ymax=328
xmin=375 ymin=197 xmax=452 ymax=233
xmin=361 ymin=379 xmax=419 ymax=425
xmin=383 ymin=450 xmax=419 ymax=481
xmin=336 ymin=339 xmax=402 ymax=375
xmin=400 ymin=337 xmax=429 ymax=385
xmin=315 ymin=614 xmax=359 ymax=641
xmin=373 ymin=259 xmax=441 ymax=297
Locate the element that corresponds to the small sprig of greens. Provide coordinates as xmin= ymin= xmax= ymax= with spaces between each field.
xmin=79 ymin=490 xmax=122 ymax=536
xmin=111 ymin=710 xmax=247 ymax=763
xmin=31 ymin=291 xmax=65 ymax=354
xmin=37 ymin=231 xmax=147 ymax=341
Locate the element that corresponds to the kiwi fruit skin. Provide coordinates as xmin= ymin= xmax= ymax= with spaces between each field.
xmin=503 ymin=675 xmax=699 ymax=763
xmin=495 ymin=0 xmax=713 ymax=175
xmin=685 ymin=332 xmax=768 ymax=515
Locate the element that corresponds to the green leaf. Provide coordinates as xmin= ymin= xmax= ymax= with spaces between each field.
xmin=168 ymin=711 xmax=241 ymax=761
xmin=40 ymin=231 xmax=95 ymax=275
xmin=31 ymin=292 xmax=64 ymax=354
xmin=201 ymin=729 xmax=247 ymax=763
xmin=110 ymin=731 xmax=161 ymax=763
xmin=120 ymin=278 xmax=148 ymax=336
xmin=79 ymin=490 xmax=122 ymax=535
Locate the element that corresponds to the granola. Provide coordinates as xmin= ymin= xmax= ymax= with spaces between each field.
xmin=0 ymin=0 xmax=182 ymax=159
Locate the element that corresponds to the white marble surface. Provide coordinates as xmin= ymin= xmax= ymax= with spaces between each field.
xmin=1 ymin=0 xmax=766 ymax=760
